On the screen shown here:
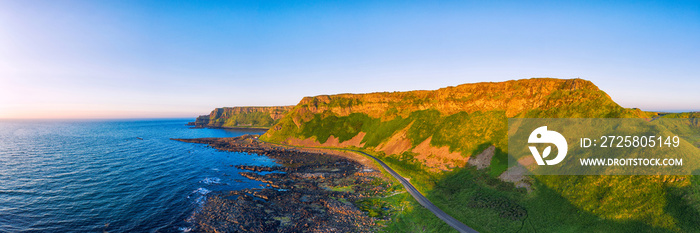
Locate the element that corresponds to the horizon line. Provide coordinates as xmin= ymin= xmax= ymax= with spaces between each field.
xmin=1 ymin=109 xmax=697 ymax=121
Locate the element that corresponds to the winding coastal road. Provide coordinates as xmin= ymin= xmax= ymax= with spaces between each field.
xmin=258 ymin=139 xmax=478 ymax=232
xmin=346 ymin=149 xmax=479 ymax=233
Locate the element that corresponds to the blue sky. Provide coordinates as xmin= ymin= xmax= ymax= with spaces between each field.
xmin=0 ymin=0 xmax=698 ymax=118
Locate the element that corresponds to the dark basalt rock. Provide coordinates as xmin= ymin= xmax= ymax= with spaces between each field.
xmin=173 ymin=135 xmax=387 ymax=232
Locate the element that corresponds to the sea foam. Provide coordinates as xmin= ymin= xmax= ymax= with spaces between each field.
xmin=193 ymin=187 xmax=211 ymax=195
xmin=200 ymin=177 xmax=221 ymax=185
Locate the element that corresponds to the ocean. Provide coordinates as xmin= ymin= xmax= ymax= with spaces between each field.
xmin=0 ymin=119 xmax=277 ymax=232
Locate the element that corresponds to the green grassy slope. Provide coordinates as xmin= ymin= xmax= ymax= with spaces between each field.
xmin=660 ymin=113 xmax=700 ymax=148
xmin=260 ymin=78 xmax=700 ymax=232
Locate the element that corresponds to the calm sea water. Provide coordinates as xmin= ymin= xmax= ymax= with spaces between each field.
xmin=0 ymin=119 xmax=277 ymax=233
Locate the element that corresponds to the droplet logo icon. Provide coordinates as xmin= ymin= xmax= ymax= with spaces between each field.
xmin=528 ymin=126 xmax=568 ymax=165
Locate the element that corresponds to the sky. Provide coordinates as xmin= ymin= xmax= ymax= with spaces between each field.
xmin=0 ymin=0 xmax=698 ymax=119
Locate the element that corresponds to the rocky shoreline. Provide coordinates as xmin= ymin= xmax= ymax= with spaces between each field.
xmin=172 ymin=135 xmax=393 ymax=232
xmin=185 ymin=123 xmax=271 ymax=131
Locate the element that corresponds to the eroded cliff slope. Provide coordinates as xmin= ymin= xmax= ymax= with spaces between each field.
xmin=258 ymin=78 xmax=700 ymax=232
xmin=262 ymin=78 xmax=650 ymax=171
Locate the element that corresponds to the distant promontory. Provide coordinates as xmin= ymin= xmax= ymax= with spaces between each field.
xmin=188 ymin=106 xmax=293 ymax=129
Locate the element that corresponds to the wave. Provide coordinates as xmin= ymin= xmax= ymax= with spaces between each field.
xmin=200 ymin=177 xmax=221 ymax=185
xmin=192 ymin=187 xmax=211 ymax=195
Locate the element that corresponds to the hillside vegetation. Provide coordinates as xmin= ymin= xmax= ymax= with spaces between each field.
xmin=193 ymin=106 xmax=293 ymax=128
xmin=260 ymin=78 xmax=700 ymax=232
xmin=263 ymin=78 xmax=650 ymax=172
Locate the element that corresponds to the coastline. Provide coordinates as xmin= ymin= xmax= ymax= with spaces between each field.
xmin=171 ymin=135 xmax=396 ymax=232
xmin=186 ymin=123 xmax=272 ymax=131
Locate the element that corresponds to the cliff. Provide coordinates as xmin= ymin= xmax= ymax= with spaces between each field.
xmin=262 ymin=78 xmax=651 ymax=171
xmin=191 ymin=106 xmax=294 ymax=129
xmin=221 ymin=78 xmax=698 ymax=232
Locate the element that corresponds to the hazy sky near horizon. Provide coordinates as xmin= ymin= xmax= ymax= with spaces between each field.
xmin=1 ymin=0 xmax=698 ymax=119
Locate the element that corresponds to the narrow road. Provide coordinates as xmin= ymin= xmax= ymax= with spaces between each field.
xmin=345 ymin=149 xmax=479 ymax=233
xmin=258 ymin=139 xmax=478 ymax=233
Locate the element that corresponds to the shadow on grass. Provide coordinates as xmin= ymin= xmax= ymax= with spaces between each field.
xmin=385 ymin=164 xmax=694 ymax=233
xmin=665 ymin=175 xmax=700 ymax=233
